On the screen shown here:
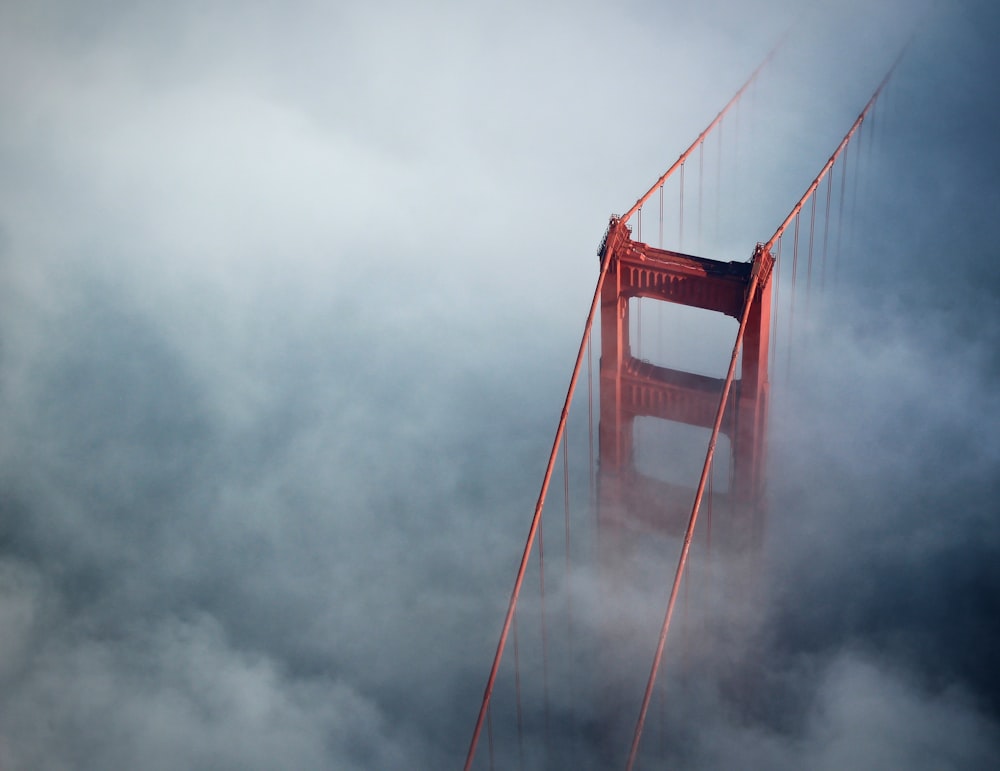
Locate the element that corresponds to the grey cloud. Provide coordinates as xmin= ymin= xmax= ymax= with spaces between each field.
xmin=1 ymin=0 xmax=998 ymax=768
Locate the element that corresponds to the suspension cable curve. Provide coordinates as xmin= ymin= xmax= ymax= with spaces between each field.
xmin=620 ymin=32 xmax=788 ymax=227
xmin=763 ymin=43 xmax=909 ymax=253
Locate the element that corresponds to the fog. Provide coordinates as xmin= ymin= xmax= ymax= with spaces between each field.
xmin=1 ymin=0 xmax=998 ymax=768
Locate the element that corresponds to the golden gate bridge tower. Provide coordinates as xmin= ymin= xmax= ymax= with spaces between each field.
xmin=596 ymin=218 xmax=772 ymax=546
xmin=464 ymin=33 xmax=906 ymax=770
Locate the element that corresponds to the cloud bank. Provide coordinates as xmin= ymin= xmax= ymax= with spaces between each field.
xmin=1 ymin=0 xmax=998 ymax=768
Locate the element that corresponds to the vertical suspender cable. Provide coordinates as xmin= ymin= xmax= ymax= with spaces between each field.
xmin=716 ymin=118 xmax=723 ymax=245
xmin=849 ymin=120 xmax=863 ymax=257
xmin=835 ymin=151 xmax=848 ymax=280
xmin=698 ymin=140 xmax=705 ymax=252
xmin=658 ymin=185 xmax=664 ymax=248
xmin=770 ymin=235 xmax=782 ymax=377
xmin=733 ymin=97 xmax=740 ymax=186
xmin=821 ymin=172 xmax=833 ymax=290
xmin=487 ymin=705 xmax=495 ymax=771
xmin=805 ymin=194 xmax=817 ymax=315
xmin=619 ymin=35 xmax=786 ymax=226
xmin=656 ymin=181 xmax=664 ymax=357
xmin=763 ymin=41 xmax=909 ymax=385
xmin=865 ymin=99 xmax=877 ymax=200
xmin=679 ymin=162 xmax=685 ymax=250
xmin=786 ymin=213 xmax=800 ymax=383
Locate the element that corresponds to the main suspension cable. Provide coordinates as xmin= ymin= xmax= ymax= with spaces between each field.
xmin=620 ymin=34 xmax=787 ymax=227
xmin=763 ymin=42 xmax=908 ymax=253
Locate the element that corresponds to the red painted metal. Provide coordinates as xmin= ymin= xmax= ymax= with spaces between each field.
xmin=596 ymin=230 xmax=773 ymax=769
xmin=616 ymin=39 xmax=914 ymax=767
xmin=598 ymin=236 xmax=772 ymax=534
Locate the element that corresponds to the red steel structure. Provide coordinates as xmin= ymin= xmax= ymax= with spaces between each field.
xmin=620 ymin=51 xmax=903 ymax=771
xmin=464 ymin=31 xmax=906 ymax=770
xmin=597 ymin=225 xmax=773 ymax=540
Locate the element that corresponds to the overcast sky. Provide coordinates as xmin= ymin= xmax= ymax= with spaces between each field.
xmin=1 ymin=1 xmax=999 ymax=769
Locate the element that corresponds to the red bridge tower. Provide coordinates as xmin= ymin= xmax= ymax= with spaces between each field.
xmin=597 ymin=217 xmax=774 ymax=544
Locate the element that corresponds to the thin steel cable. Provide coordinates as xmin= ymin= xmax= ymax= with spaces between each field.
xmin=698 ymin=140 xmax=704 ymax=252
xmin=849 ymin=118 xmax=863 ymax=258
xmin=835 ymin=151 xmax=848 ymax=281
xmin=821 ymin=172 xmax=833 ymax=290
xmin=763 ymin=42 xmax=907 ymax=252
xmin=733 ymin=95 xmax=740 ymax=186
xmin=806 ymin=194 xmax=817 ymax=313
xmin=679 ymin=162 xmax=685 ymax=250
xmin=861 ymin=105 xmax=877 ymax=233
xmin=716 ymin=118 xmax=722 ymax=245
